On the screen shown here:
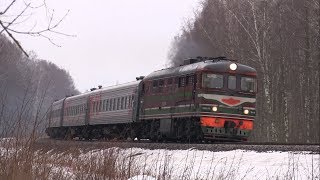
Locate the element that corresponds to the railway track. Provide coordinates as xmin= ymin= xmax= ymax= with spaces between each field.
xmin=34 ymin=138 xmax=320 ymax=153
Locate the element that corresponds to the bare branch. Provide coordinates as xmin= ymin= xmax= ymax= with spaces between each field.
xmin=0 ymin=21 xmax=29 ymax=57
xmin=0 ymin=0 xmax=16 ymax=15
xmin=0 ymin=3 xmax=31 ymax=34
xmin=0 ymin=0 xmax=73 ymax=51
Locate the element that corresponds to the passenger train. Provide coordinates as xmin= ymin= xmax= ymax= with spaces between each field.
xmin=46 ymin=57 xmax=257 ymax=142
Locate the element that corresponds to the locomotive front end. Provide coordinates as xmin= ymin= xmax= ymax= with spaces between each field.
xmin=197 ymin=62 xmax=257 ymax=141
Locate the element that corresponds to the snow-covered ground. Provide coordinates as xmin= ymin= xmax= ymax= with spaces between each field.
xmin=0 ymin=139 xmax=319 ymax=180
xmin=90 ymin=148 xmax=319 ymax=180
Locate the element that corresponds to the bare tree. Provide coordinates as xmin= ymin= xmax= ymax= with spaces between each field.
xmin=168 ymin=0 xmax=320 ymax=143
xmin=0 ymin=0 xmax=73 ymax=57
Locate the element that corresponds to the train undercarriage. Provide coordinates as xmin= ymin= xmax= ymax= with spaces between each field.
xmin=46 ymin=117 xmax=250 ymax=142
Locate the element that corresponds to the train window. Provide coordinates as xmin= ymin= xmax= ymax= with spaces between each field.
xmin=241 ymin=77 xmax=256 ymax=92
xmin=153 ymin=80 xmax=158 ymax=87
xmin=116 ymin=98 xmax=120 ymax=110
xmin=113 ymin=98 xmax=116 ymax=111
xmin=104 ymin=99 xmax=109 ymax=111
xmin=174 ymin=77 xmax=179 ymax=84
xmin=178 ymin=77 xmax=185 ymax=87
xmin=92 ymin=102 xmax=96 ymax=113
xmin=186 ymin=76 xmax=190 ymax=86
xmin=167 ymin=78 xmax=173 ymax=85
xmin=121 ymin=97 xmax=124 ymax=109
xmin=99 ymin=100 xmax=102 ymax=112
xmin=202 ymin=73 xmax=223 ymax=89
xmin=159 ymin=79 xmax=164 ymax=87
xmin=124 ymin=97 xmax=127 ymax=109
xmin=97 ymin=101 xmax=100 ymax=112
xmin=190 ymin=74 xmax=196 ymax=85
xmin=132 ymin=95 xmax=134 ymax=107
xmin=109 ymin=99 xmax=113 ymax=111
xmin=71 ymin=107 xmax=73 ymax=116
xmin=228 ymin=76 xmax=236 ymax=90
xmin=128 ymin=96 xmax=131 ymax=108
xmin=189 ymin=75 xmax=193 ymax=85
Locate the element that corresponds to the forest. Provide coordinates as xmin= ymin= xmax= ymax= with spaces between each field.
xmin=1 ymin=0 xmax=319 ymax=143
xmin=169 ymin=0 xmax=320 ymax=143
xmin=0 ymin=34 xmax=78 ymax=138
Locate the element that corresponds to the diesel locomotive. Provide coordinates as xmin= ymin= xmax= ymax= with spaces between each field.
xmin=46 ymin=57 xmax=257 ymax=142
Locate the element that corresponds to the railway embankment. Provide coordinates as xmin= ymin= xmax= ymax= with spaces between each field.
xmin=35 ymin=138 xmax=320 ymax=153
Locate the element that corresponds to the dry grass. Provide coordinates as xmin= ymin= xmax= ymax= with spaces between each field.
xmin=0 ymin=139 xmax=319 ymax=180
xmin=0 ymin=139 xmax=143 ymax=180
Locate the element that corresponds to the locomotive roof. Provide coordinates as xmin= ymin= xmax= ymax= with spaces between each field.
xmin=143 ymin=60 xmax=257 ymax=80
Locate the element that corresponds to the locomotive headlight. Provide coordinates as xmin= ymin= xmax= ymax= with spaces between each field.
xmin=230 ymin=63 xmax=237 ymax=71
xmin=212 ymin=106 xmax=218 ymax=112
xmin=244 ymin=109 xmax=249 ymax=115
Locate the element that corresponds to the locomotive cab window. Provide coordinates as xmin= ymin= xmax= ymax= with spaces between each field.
xmin=241 ymin=77 xmax=256 ymax=93
xmin=202 ymin=73 xmax=223 ymax=89
xmin=228 ymin=76 xmax=236 ymax=90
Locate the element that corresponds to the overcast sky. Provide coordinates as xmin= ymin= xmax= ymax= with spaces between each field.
xmin=12 ymin=0 xmax=201 ymax=92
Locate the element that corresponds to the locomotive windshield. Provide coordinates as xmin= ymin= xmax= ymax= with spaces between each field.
xmin=241 ymin=77 xmax=256 ymax=92
xmin=202 ymin=73 xmax=223 ymax=88
xmin=228 ymin=76 xmax=236 ymax=89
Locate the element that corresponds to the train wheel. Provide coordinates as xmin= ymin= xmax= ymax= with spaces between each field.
xmin=64 ymin=128 xmax=73 ymax=140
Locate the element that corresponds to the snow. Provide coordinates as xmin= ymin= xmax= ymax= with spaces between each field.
xmin=0 ymin=140 xmax=319 ymax=180
xmin=128 ymin=175 xmax=156 ymax=180
xmin=117 ymin=148 xmax=319 ymax=180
